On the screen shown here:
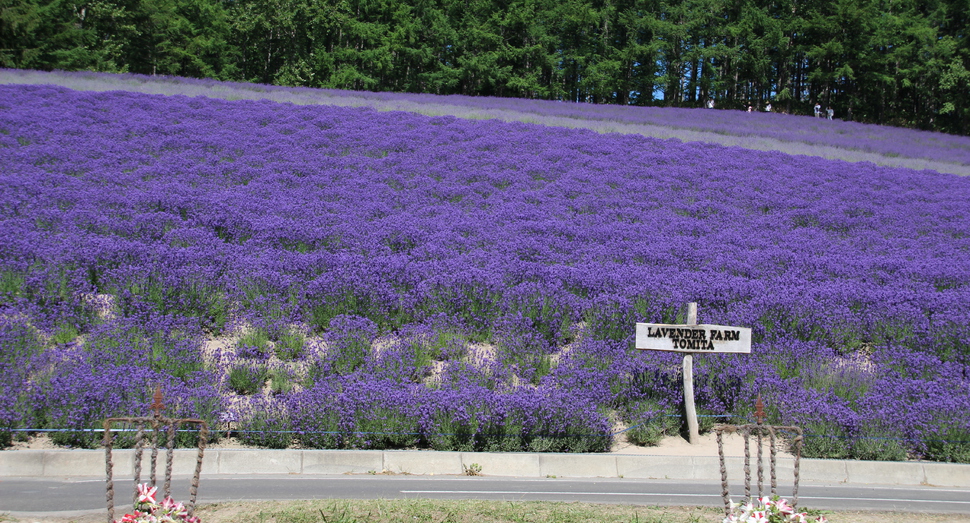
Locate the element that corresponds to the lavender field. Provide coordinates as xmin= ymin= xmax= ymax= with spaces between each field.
xmin=4 ymin=69 xmax=970 ymax=176
xmin=2 ymin=83 xmax=970 ymax=461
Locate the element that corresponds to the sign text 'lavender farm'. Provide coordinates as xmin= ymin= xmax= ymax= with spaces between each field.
xmin=635 ymin=323 xmax=752 ymax=353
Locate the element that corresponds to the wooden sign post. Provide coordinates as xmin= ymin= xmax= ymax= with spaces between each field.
xmin=635 ymin=303 xmax=751 ymax=444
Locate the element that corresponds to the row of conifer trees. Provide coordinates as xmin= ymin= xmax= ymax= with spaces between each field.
xmin=2 ymin=0 xmax=968 ymax=134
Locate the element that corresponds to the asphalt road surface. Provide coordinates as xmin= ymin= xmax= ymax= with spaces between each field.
xmin=3 ymin=475 xmax=970 ymax=517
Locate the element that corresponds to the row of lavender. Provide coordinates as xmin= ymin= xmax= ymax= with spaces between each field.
xmin=342 ymin=89 xmax=970 ymax=167
xmin=1 ymin=85 xmax=969 ymax=460
xmin=5 ymin=69 xmax=970 ymax=168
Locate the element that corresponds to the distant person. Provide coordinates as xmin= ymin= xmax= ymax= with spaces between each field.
xmin=765 ymin=102 xmax=772 ymax=112
xmin=747 ymin=105 xmax=753 ymax=113
xmin=814 ymin=103 xmax=821 ymax=117
xmin=827 ymin=106 xmax=834 ymax=120
xmin=707 ymin=99 xmax=715 ymax=109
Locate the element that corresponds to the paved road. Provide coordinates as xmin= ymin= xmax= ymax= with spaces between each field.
xmin=3 ymin=475 xmax=970 ymax=516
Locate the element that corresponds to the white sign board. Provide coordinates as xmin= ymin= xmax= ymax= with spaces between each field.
xmin=635 ymin=323 xmax=751 ymax=353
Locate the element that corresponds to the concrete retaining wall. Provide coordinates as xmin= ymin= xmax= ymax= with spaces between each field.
xmin=2 ymin=449 xmax=968 ymax=487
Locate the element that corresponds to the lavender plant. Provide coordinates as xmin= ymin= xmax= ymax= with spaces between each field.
xmin=2 ymin=82 xmax=970 ymax=458
xmin=4 ymin=69 xmax=968 ymax=173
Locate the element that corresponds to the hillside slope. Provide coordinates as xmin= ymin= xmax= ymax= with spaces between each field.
xmin=2 ymin=69 xmax=968 ymax=176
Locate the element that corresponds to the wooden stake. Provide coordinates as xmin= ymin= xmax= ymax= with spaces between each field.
xmin=683 ymin=302 xmax=700 ymax=444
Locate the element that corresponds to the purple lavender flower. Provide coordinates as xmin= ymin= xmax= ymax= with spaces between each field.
xmin=2 ymin=83 xmax=970 ymax=458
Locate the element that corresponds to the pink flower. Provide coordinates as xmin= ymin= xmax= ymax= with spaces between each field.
xmin=161 ymin=496 xmax=188 ymax=517
xmin=137 ymin=483 xmax=158 ymax=505
xmin=115 ymin=487 xmax=196 ymax=523
xmin=748 ymin=509 xmax=769 ymax=523
xmin=775 ymin=498 xmax=795 ymax=515
xmin=816 ymin=517 xmax=828 ymax=523
xmin=117 ymin=510 xmax=152 ymax=523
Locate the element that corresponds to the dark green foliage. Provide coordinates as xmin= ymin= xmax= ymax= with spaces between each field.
xmin=49 ymin=425 xmax=103 ymax=449
xmin=238 ymin=411 xmax=292 ymax=449
xmin=801 ymin=422 xmax=853 ymax=459
xmin=228 ymin=363 xmax=268 ymax=395
xmin=342 ymin=406 xmax=420 ymax=450
xmin=425 ymin=285 xmax=499 ymax=343
xmin=51 ymin=323 xmax=79 ymax=345
xmin=118 ymin=275 xmax=228 ymax=335
xmin=274 ymin=329 xmax=305 ymax=360
xmin=267 ymin=366 xmax=296 ymax=395
xmin=585 ymin=296 xmax=679 ymax=346
xmin=149 ymin=338 xmax=205 ymax=381
xmin=851 ymin=434 xmax=909 ymax=461
xmin=1 ymin=322 xmax=45 ymax=365
xmin=291 ymin=406 xmax=341 ymax=449
xmin=0 ymin=270 xmax=26 ymax=302
xmin=330 ymin=337 xmax=369 ymax=376
xmin=237 ymin=328 xmax=271 ymax=358
xmin=512 ymin=294 xmax=574 ymax=347
xmin=4 ymin=0 xmax=966 ymax=134
xmin=173 ymin=426 xmax=219 ymax=449
xmin=923 ymin=426 xmax=970 ymax=463
xmin=426 ymin=412 xmax=479 ymax=452
xmin=624 ymin=403 xmax=682 ymax=447
xmin=322 ymin=315 xmax=376 ymax=377
xmin=308 ymin=291 xmax=392 ymax=334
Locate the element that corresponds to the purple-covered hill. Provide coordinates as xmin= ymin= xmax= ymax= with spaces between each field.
xmin=1 ymin=84 xmax=968 ymax=461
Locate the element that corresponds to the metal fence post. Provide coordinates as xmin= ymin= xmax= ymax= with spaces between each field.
xmin=104 ymin=387 xmax=208 ymax=523
xmin=715 ymin=398 xmax=803 ymax=516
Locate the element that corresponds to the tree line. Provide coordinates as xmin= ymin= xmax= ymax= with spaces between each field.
xmin=2 ymin=0 xmax=968 ymax=135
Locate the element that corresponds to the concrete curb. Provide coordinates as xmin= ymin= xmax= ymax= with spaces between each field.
xmin=2 ymin=449 xmax=969 ymax=487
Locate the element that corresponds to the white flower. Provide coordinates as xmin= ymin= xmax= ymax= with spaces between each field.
xmin=136 ymin=484 xmax=157 ymax=505
xmin=775 ymin=498 xmax=795 ymax=515
xmin=747 ymin=510 xmax=769 ymax=523
xmin=116 ymin=484 xmax=198 ymax=523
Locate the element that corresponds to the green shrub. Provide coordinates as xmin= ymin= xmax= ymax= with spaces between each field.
xmin=850 ymin=425 xmax=908 ymax=461
xmin=228 ymin=363 xmax=268 ymax=395
xmin=118 ymin=276 xmax=228 ymax=335
xmin=923 ymin=426 xmax=970 ymax=463
xmin=51 ymin=323 xmax=79 ymax=345
xmin=324 ymin=316 xmax=376 ymax=376
xmin=292 ymin=407 xmax=341 ymax=449
xmin=148 ymin=335 xmax=204 ymax=381
xmin=513 ymin=294 xmax=573 ymax=347
xmin=427 ymin=411 xmax=479 ymax=452
xmin=625 ymin=415 xmax=680 ymax=447
xmin=623 ymin=399 xmax=681 ymax=447
xmin=268 ymin=366 xmax=296 ymax=395
xmin=801 ymin=421 xmax=852 ymax=459
xmin=237 ymin=328 xmax=271 ymax=359
xmin=344 ymin=406 xmax=419 ymax=449
xmin=0 ymin=270 xmax=26 ymax=303
xmin=50 ymin=424 xmax=102 ymax=449
xmin=275 ymin=329 xmax=306 ymax=360
xmin=1 ymin=322 xmax=44 ymax=366
xmin=239 ymin=409 xmax=292 ymax=449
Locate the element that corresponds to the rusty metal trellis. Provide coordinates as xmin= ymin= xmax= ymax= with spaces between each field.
xmin=714 ymin=397 xmax=804 ymax=516
xmin=103 ymin=386 xmax=209 ymax=523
